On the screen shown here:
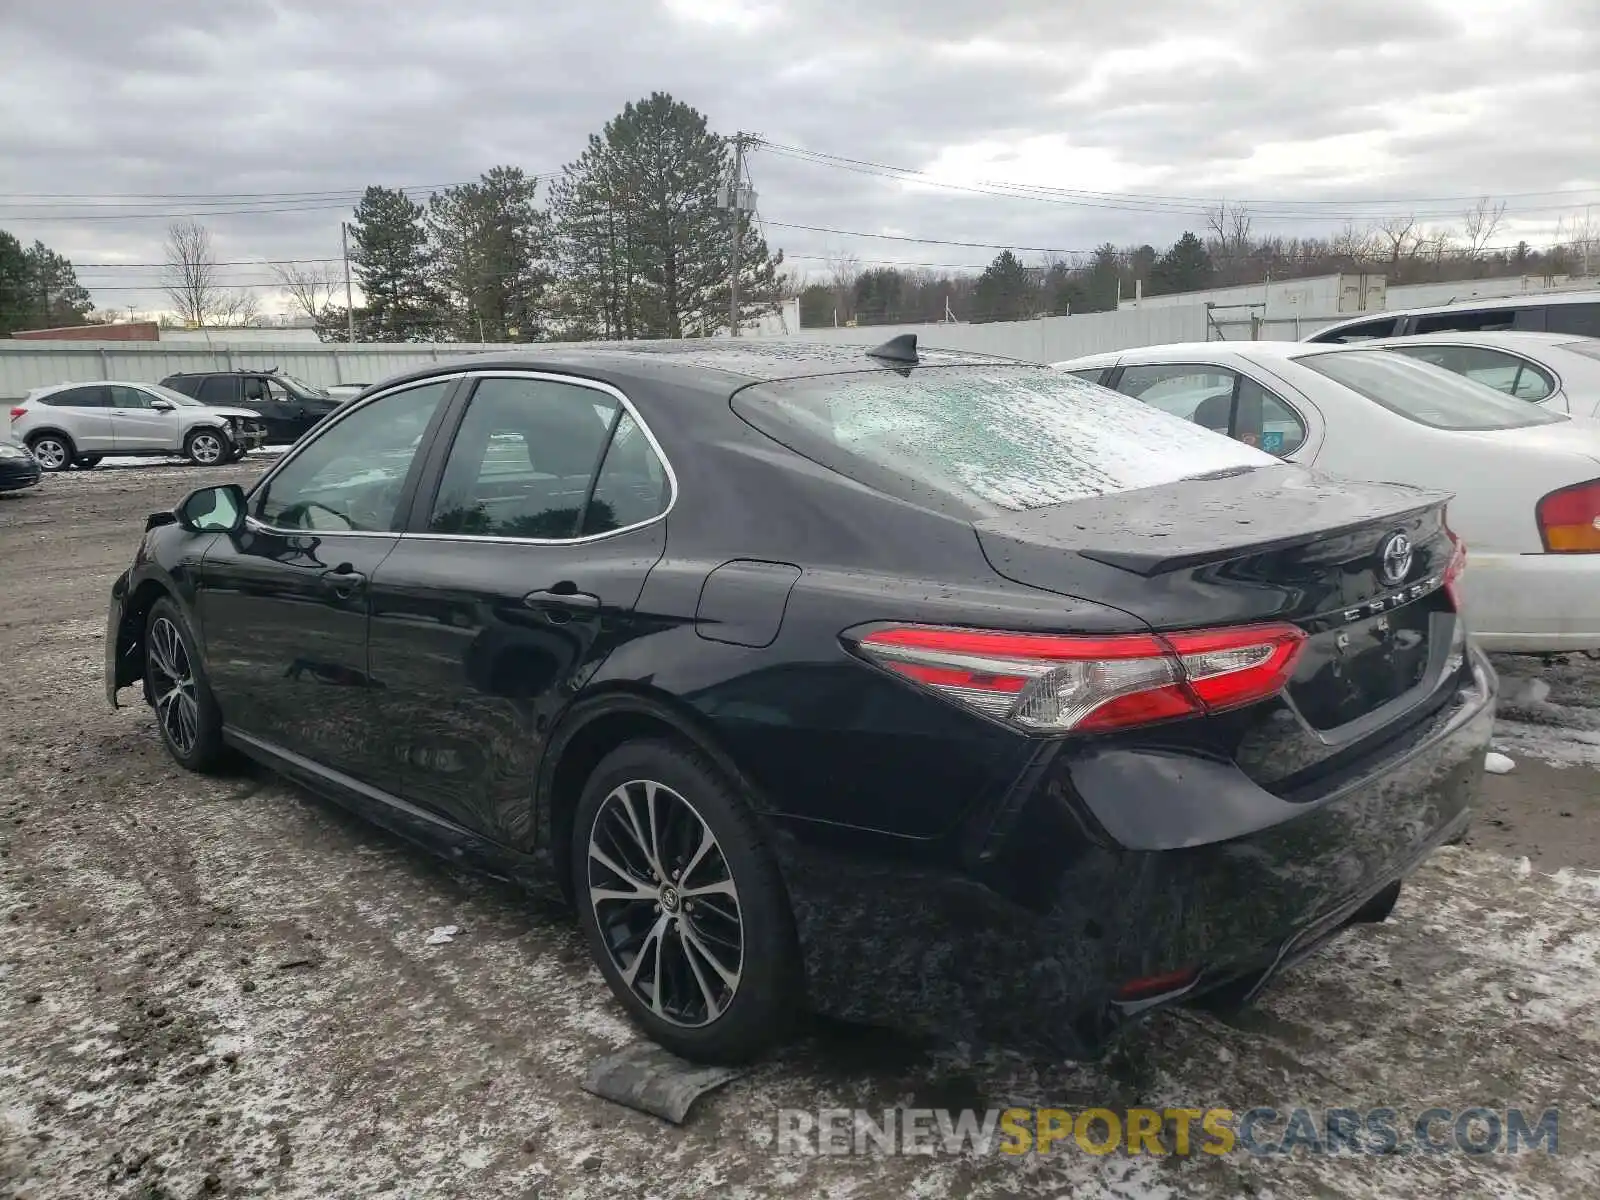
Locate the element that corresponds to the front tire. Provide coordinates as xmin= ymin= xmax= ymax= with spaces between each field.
xmin=572 ymin=739 xmax=801 ymax=1064
xmin=144 ymin=598 xmax=228 ymax=773
xmin=26 ymin=434 xmax=74 ymax=472
xmin=184 ymin=428 xmax=228 ymax=466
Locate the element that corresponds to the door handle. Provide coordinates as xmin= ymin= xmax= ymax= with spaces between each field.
xmin=321 ymin=566 xmax=367 ymax=597
xmin=523 ymin=587 xmax=601 ymax=612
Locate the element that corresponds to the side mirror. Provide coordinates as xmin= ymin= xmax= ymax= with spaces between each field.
xmin=150 ymin=398 xmax=175 ymax=411
xmin=175 ymin=483 xmax=247 ymax=534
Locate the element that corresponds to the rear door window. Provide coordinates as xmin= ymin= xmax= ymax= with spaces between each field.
xmin=1308 ymin=316 xmax=1400 ymax=343
xmin=1385 ymin=343 xmax=1555 ymax=401
xmin=41 ymin=385 xmax=109 ymax=408
xmin=733 ymin=366 xmax=1275 ymax=514
xmin=1412 ymin=307 xmax=1520 ymax=335
xmin=428 ymin=376 xmax=627 ymax=540
xmin=1296 ymin=350 xmax=1567 ymax=430
xmin=1544 ymin=303 xmax=1600 ymax=337
xmin=1114 ymin=365 xmax=1236 ymax=432
xmin=1113 ymin=364 xmax=1306 ymax=456
xmin=197 ymin=376 xmax=239 ymax=405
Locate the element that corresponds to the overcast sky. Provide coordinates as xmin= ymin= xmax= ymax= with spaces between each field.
xmin=2 ymin=0 xmax=1597 ymax=316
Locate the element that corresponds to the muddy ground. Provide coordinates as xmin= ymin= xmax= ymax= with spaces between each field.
xmin=2 ymin=461 xmax=1598 ymax=1199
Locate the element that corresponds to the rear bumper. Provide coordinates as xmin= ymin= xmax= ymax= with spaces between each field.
xmin=0 ymin=460 xmax=41 ymax=491
xmin=772 ymin=648 xmax=1496 ymax=1056
xmin=1461 ymin=550 xmax=1600 ymax=652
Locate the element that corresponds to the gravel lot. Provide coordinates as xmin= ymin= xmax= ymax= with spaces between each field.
xmin=3 ymin=461 xmax=1599 ymax=1199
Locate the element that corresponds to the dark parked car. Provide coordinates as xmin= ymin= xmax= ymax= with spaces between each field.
xmin=106 ymin=338 xmax=1496 ymax=1064
xmin=0 ymin=436 xmax=42 ymax=492
xmin=1306 ymin=290 xmax=1600 ymax=343
xmin=160 ymin=369 xmax=341 ymax=445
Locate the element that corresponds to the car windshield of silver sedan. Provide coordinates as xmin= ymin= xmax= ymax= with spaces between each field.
xmin=736 ymin=366 xmax=1275 ymax=512
xmin=1296 ymin=350 xmax=1568 ymax=431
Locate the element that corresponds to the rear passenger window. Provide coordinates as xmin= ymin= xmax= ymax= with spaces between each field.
xmin=1544 ymin=304 xmax=1600 ymax=337
xmin=1310 ymin=316 xmax=1399 ymax=343
xmin=197 ymin=377 xmax=238 ymax=405
xmin=42 ymin=386 xmax=107 ymax=408
xmin=583 ymin=412 xmax=671 ymax=535
xmin=1387 ymin=344 xmax=1554 ymax=402
xmin=430 ymin=377 xmax=664 ymax=540
xmin=1413 ymin=308 xmax=1519 ymax=335
xmin=1115 ymin=365 xmax=1236 ymax=432
xmin=1115 ymin=364 xmax=1305 ymax=457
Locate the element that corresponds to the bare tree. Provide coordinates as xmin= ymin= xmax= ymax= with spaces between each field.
xmin=273 ymin=262 xmax=343 ymax=323
xmin=213 ymin=290 xmax=260 ymax=327
xmin=1375 ymin=215 xmax=1422 ymax=264
xmin=827 ymin=251 xmax=860 ymax=325
xmin=162 ymin=220 xmax=222 ymax=327
xmin=1461 ymin=197 xmax=1507 ymax=259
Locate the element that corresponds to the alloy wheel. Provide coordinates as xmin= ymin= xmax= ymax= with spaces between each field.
xmin=587 ymin=779 xmax=744 ymax=1027
xmin=189 ymin=433 xmax=224 ymax=464
xmin=148 ymin=616 xmax=199 ymax=756
xmin=30 ymin=438 xmax=68 ymax=470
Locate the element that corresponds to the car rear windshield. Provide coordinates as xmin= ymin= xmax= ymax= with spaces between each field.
xmin=1295 ymin=350 xmax=1567 ymax=430
xmin=732 ymin=366 xmax=1276 ymax=513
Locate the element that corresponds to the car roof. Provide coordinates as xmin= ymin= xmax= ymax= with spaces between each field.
xmin=1313 ymin=290 xmax=1600 ymax=335
xmin=28 ymin=379 xmax=163 ymax=394
xmin=1354 ymin=330 xmax=1586 ymax=350
xmin=1057 ymin=341 xmax=1344 ymax=369
xmin=374 ymin=339 xmax=1029 ymax=395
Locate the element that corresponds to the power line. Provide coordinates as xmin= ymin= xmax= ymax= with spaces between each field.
xmin=754 ymin=139 xmax=1600 ymax=220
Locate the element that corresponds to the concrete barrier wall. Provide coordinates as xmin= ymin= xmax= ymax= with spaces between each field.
xmin=1 ymin=303 xmax=1344 ymax=401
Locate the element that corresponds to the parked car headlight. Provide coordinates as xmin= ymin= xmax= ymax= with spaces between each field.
xmin=0 ymin=443 xmax=27 ymax=460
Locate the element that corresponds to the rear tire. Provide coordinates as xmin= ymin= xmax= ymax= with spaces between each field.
xmin=144 ymin=598 xmax=229 ymax=773
xmin=26 ymin=433 xmax=74 ymax=472
xmin=572 ymin=739 xmax=801 ymax=1064
xmin=184 ymin=428 xmax=228 ymax=466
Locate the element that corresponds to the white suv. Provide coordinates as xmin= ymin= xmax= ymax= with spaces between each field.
xmin=8 ymin=381 xmax=267 ymax=471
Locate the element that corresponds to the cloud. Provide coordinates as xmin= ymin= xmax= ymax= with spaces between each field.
xmin=1 ymin=0 xmax=1595 ymax=313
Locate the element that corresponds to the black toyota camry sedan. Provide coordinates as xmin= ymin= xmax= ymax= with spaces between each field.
xmin=105 ymin=337 xmax=1495 ymax=1064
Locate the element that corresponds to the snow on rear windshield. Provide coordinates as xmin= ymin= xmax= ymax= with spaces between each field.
xmin=736 ymin=367 xmax=1274 ymax=511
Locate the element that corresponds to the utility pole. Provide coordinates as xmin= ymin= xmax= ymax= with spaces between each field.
xmin=340 ymin=221 xmax=356 ymax=343
xmin=719 ymin=133 xmax=757 ymax=337
xmin=730 ymin=133 xmax=745 ymax=337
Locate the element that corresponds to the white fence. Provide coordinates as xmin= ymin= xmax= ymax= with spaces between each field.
xmin=0 ymin=340 xmax=532 ymax=401
xmin=755 ymin=305 xmax=1217 ymax=360
xmin=0 ymin=303 xmax=1342 ymax=401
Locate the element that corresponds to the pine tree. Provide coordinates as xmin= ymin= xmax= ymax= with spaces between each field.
xmin=1152 ymin=232 xmax=1214 ymax=295
xmin=348 ymin=187 xmax=444 ymax=341
xmin=0 ymin=232 xmax=94 ymax=333
xmin=427 ymin=167 xmax=552 ymax=342
xmin=972 ymin=251 xmax=1034 ymax=323
xmin=550 ymin=93 xmax=783 ymax=338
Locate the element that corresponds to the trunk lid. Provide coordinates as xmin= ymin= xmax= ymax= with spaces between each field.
xmin=975 ymin=465 xmax=1460 ymax=735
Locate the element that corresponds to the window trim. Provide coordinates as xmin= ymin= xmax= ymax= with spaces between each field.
xmin=244 ymin=372 xmax=473 ymax=539
xmin=399 ymin=370 xmax=679 ymax=547
xmin=1380 ymin=341 xmax=1561 ymax=404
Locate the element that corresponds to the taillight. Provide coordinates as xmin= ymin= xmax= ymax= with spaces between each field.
xmin=847 ymin=622 xmax=1305 ymax=733
xmin=1536 ymin=479 xmax=1600 ymax=552
xmin=1442 ymin=519 xmax=1467 ymax=609
xmin=8 ymin=407 xmax=24 ymax=421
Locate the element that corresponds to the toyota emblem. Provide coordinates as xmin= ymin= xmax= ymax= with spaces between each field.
xmin=1377 ymin=532 xmax=1413 ymax=586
